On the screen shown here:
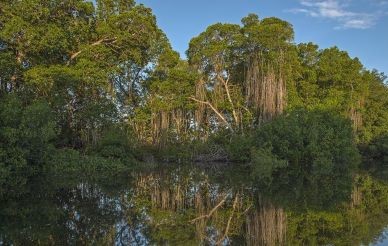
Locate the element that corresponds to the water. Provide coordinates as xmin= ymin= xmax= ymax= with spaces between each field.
xmin=0 ymin=165 xmax=387 ymax=245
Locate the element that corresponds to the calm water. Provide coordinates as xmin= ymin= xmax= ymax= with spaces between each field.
xmin=0 ymin=165 xmax=387 ymax=245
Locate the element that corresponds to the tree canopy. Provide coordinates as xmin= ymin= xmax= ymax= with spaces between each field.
xmin=0 ymin=0 xmax=387 ymax=182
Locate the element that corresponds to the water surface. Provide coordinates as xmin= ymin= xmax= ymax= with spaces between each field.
xmin=1 ymin=165 xmax=387 ymax=245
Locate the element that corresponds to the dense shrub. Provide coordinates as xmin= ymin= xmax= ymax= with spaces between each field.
xmin=92 ymin=127 xmax=136 ymax=162
xmin=226 ymin=133 xmax=254 ymax=162
xmin=0 ymin=95 xmax=56 ymax=194
xmin=47 ymin=149 xmax=130 ymax=175
xmin=250 ymin=147 xmax=287 ymax=184
xmin=362 ymin=134 xmax=388 ymax=177
xmin=250 ymin=109 xmax=360 ymax=205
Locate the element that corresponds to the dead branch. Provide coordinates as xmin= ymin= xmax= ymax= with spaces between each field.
xmin=217 ymin=74 xmax=239 ymax=126
xmin=242 ymin=204 xmax=252 ymax=214
xmin=189 ymin=96 xmax=234 ymax=131
xmin=190 ymin=193 xmax=229 ymax=223
xmin=216 ymin=192 xmax=239 ymax=245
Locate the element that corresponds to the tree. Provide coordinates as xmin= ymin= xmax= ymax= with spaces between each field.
xmin=242 ymin=15 xmax=296 ymax=123
xmin=188 ymin=23 xmax=245 ymax=133
xmin=0 ymin=0 xmax=168 ymax=148
xmin=360 ymin=71 xmax=388 ymax=142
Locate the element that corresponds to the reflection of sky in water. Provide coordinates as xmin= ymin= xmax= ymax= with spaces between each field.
xmin=373 ymin=228 xmax=388 ymax=246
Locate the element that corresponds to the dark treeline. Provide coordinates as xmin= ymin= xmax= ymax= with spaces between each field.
xmin=1 ymin=0 xmax=388 ymax=190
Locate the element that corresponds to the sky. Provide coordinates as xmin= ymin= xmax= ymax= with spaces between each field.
xmin=137 ymin=0 xmax=388 ymax=75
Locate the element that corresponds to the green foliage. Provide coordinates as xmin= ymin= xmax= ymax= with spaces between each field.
xmin=47 ymin=148 xmax=131 ymax=176
xmin=0 ymin=0 xmax=95 ymax=64
xmin=0 ymin=0 xmax=387 ymax=202
xmin=0 ymin=95 xmax=56 ymax=194
xmin=226 ymin=133 xmax=254 ymax=162
xmin=293 ymin=43 xmax=320 ymax=108
xmin=251 ymin=109 xmax=360 ymax=205
xmin=92 ymin=126 xmax=136 ymax=161
xmin=19 ymin=100 xmax=57 ymax=164
xmin=242 ymin=15 xmax=294 ymax=52
xmin=254 ymin=110 xmax=359 ymax=174
xmin=250 ymin=147 xmax=288 ymax=185
xmin=0 ymin=0 xmax=167 ymax=149
xmin=360 ymin=71 xmax=388 ymax=142
xmin=187 ymin=23 xmax=243 ymax=71
xmin=362 ymin=134 xmax=388 ymax=177
xmin=294 ymin=45 xmax=365 ymax=109
xmin=286 ymin=174 xmax=388 ymax=245
xmin=149 ymin=62 xmax=196 ymax=111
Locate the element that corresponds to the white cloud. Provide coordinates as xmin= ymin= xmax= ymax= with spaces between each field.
xmin=341 ymin=18 xmax=374 ymax=29
xmin=288 ymin=0 xmax=384 ymax=29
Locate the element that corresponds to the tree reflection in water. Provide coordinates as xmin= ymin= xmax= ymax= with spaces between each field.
xmin=0 ymin=165 xmax=387 ymax=245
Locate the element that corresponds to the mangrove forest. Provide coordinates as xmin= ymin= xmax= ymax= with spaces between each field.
xmin=0 ymin=0 xmax=387 ymax=245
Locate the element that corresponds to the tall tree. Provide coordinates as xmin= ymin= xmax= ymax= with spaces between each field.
xmin=188 ymin=23 xmax=246 ymax=133
xmin=0 ymin=0 xmax=168 ymax=148
xmin=132 ymin=49 xmax=197 ymax=145
xmin=242 ymin=14 xmax=295 ymax=123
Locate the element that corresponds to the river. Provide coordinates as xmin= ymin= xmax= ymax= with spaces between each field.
xmin=1 ymin=164 xmax=387 ymax=245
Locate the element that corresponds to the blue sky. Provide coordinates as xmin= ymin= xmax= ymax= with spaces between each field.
xmin=137 ymin=0 xmax=388 ymax=75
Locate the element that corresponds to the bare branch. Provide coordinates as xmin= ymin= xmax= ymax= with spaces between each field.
xmin=190 ymin=193 xmax=229 ymax=223
xmin=189 ymin=96 xmax=234 ymax=131
xmin=216 ymin=192 xmax=239 ymax=245
xmin=217 ymin=74 xmax=239 ymax=126
xmin=242 ymin=204 xmax=252 ymax=214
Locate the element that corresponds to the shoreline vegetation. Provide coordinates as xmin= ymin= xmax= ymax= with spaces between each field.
xmin=0 ymin=0 xmax=387 ymax=196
